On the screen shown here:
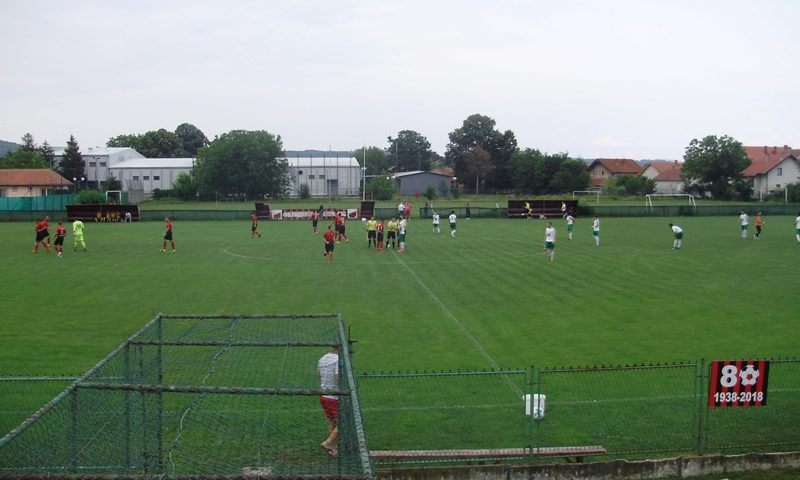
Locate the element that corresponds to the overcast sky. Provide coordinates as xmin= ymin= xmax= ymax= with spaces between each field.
xmin=1 ymin=0 xmax=798 ymax=159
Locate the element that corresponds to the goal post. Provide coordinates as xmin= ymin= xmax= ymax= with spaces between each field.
xmin=105 ymin=190 xmax=122 ymax=204
xmin=645 ymin=194 xmax=696 ymax=211
xmin=572 ymin=190 xmax=601 ymax=205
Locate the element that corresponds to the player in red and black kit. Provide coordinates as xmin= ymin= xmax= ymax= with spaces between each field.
xmin=33 ymin=216 xmax=51 ymax=253
xmin=251 ymin=212 xmax=262 ymax=238
xmin=323 ymin=224 xmax=336 ymax=264
xmin=161 ymin=217 xmax=175 ymax=252
xmin=376 ymin=219 xmax=385 ymax=252
xmin=53 ymin=221 xmax=67 ymax=257
xmin=311 ymin=209 xmax=320 ymax=234
xmin=335 ymin=212 xmax=348 ymax=243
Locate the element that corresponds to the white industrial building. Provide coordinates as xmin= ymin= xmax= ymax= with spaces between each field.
xmin=53 ymin=146 xmax=144 ymax=188
xmin=285 ymin=156 xmax=363 ymax=197
xmin=108 ymin=158 xmax=195 ymax=195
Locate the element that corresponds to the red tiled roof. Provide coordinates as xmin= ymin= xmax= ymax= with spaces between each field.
xmin=741 ymin=145 xmax=797 ymax=176
xmin=0 ymin=169 xmax=73 ymax=186
xmin=588 ymin=158 xmax=642 ymax=174
xmin=646 ymin=161 xmax=683 ymax=182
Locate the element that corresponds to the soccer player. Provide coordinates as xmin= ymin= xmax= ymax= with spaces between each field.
xmin=448 ymin=210 xmax=457 ymax=237
xmin=311 ymin=209 xmax=320 ymax=234
xmin=323 ymin=225 xmax=335 ymax=264
xmin=565 ymin=212 xmax=575 ymax=240
xmin=754 ymin=211 xmax=763 ymax=240
xmin=432 ymin=211 xmax=440 ymax=234
xmin=544 ymin=222 xmax=556 ymax=262
xmin=72 ymin=219 xmax=86 ymax=252
xmin=250 ymin=212 xmax=262 ymax=238
xmin=54 ymin=221 xmax=67 ymax=257
xmin=739 ymin=210 xmax=749 ymax=239
xmin=365 ymin=216 xmax=377 ymax=247
xmin=386 ymin=217 xmax=398 ymax=249
xmin=669 ymin=223 xmax=683 ymax=250
xmin=334 ymin=212 xmax=348 ymax=242
xmin=317 ymin=345 xmax=339 ymax=457
xmin=161 ymin=217 xmax=175 ymax=252
xmin=592 ymin=215 xmax=600 ymax=247
xmin=376 ymin=219 xmax=385 ymax=252
xmin=465 ymin=201 xmax=471 ymax=220
xmin=33 ymin=216 xmax=50 ymax=253
xmin=561 ymin=202 xmax=567 ymax=218
xmin=398 ymin=218 xmax=407 ymax=252
xmin=524 ymin=201 xmax=533 ymax=219
xmin=397 ymin=202 xmax=405 ymax=219
xmin=795 ymin=212 xmax=800 ymax=244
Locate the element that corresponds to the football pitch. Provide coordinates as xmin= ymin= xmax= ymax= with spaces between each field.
xmin=2 ymin=214 xmax=796 ymax=376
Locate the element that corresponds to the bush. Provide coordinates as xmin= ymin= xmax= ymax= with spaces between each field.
xmin=298 ymin=183 xmax=311 ymax=199
xmin=75 ymin=189 xmax=106 ymax=205
xmin=423 ymin=184 xmax=437 ymax=201
xmin=367 ymin=176 xmax=395 ymax=201
xmin=152 ymin=188 xmax=175 ymax=200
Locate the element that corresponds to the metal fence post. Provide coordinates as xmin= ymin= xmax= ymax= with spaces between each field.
xmin=70 ymin=388 xmax=78 ymax=473
xmin=697 ymin=358 xmax=706 ymax=455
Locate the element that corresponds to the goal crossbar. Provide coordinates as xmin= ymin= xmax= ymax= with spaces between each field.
xmin=572 ymin=190 xmax=601 ymax=204
xmin=646 ymin=194 xmax=696 ymax=210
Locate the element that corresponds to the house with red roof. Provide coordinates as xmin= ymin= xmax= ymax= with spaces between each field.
xmin=587 ymin=158 xmax=642 ymax=188
xmin=741 ymin=145 xmax=800 ymax=199
xmin=0 ymin=169 xmax=72 ymax=198
xmin=640 ymin=161 xmax=684 ymax=194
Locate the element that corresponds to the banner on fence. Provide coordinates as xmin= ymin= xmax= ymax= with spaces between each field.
xmin=270 ymin=208 xmax=359 ymax=220
xmin=708 ymin=360 xmax=770 ymax=407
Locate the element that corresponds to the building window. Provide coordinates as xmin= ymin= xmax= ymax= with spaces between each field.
xmin=89 ymin=161 xmax=96 ymax=167
xmin=143 ymin=176 xmax=150 ymax=180
xmin=100 ymin=161 xmax=107 ymax=167
xmin=308 ymin=175 xmax=315 ymax=179
xmin=153 ymin=175 xmax=160 ymax=181
xmin=319 ymin=175 xmax=326 ymax=179
xmin=132 ymin=176 xmax=139 ymax=181
xmin=777 ymin=167 xmax=782 ymax=176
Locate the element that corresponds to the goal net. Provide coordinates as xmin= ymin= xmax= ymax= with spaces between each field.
xmin=0 ymin=314 xmax=373 ymax=479
xmin=645 ymin=194 xmax=696 ymax=212
xmin=572 ymin=190 xmax=601 ymax=204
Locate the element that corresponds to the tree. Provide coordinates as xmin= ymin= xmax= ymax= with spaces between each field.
xmin=365 ymin=175 xmax=395 ymax=201
xmin=0 ymin=150 xmax=49 ymax=169
xmin=175 ymin=123 xmax=209 ymax=156
xmin=445 ymin=114 xmax=517 ymax=191
xmin=193 ymin=130 xmax=289 ymax=200
xmin=20 ymin=133 xmax=36 ymax=152
xmin=614 ymin=175 xmax=655 ymax=196
xmin=59 ymin=135 xmax=84 ymax=181
xmin=682 ymin=135 xmax=751 ymax=200
xmin=39 ymin=141 xmax=56 ymax=169
xmin=463 ymin=145 xmax=493 ymax=194
xmin=105 ymin=173 xmax=122 ymax=191
xmin=137 ymin=129 xmax=182 ymax=158
xmin=107 ymin=133 xmax=141 ymax=150
xmin=550 ymin=158 xmax=591 ymax=194
xmin=387 ymin=130 xmax=434 ymax=172
xmin=353 ymin=146 xmax=392 ymax=176
xmin=171 ymin=172 xmax=198 ymax=201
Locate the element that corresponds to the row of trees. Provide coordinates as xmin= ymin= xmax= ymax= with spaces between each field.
xmin=3 ymin=115 xmax=770 ymax=202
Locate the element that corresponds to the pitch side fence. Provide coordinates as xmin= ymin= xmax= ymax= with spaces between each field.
xmin=356 ymin=357 xmax=800 ymax=467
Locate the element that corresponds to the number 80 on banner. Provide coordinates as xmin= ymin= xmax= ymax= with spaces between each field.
xmin=708 ymin=360 xmax=770 ymax=408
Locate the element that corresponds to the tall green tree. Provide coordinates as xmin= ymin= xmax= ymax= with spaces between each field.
xmin=353 ymin=146 xmax=392 ymax=175
xmin=171 ymin=172 xmax=198 ymax=201
xmin=445 ymin=114 xmax=517 ymax=191
xmin=193 ymin=130 xmax=288 ymax=200
xmin=682 ymin=135 xmax=751 ymax=199
xmin=20 ymin=133 xmax=37 ymax=152
xmin=463 ymin=146 xmax=493 ymax=194
xmin=59 ymin=135 xmax=85 ymax=181
xmin=550 ymin=158 xmax=591 ymax=194
xmin=137 ymin=129 xmax=182 ymax=158
xmin=0 ymin=150 xmax=49 ymax=169
xmin=387 ymin=130 xmax=434 ymax=172
xmin=175 ymin=123 xmax=209 ymax=156
xmin=38 ymin=141 xmax=56 ymax=169
xmin=107 ymin=133 xmax=141 ymax=150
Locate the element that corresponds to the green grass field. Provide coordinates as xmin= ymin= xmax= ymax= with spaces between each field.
xmin=2 ymin=214 xmax=796 ymax=375
xmin=1 ymin=214 xmax=798 ymax=473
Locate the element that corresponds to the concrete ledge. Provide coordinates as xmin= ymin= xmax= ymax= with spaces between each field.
xmin=376 ymin=451 xmax=800 ymax=480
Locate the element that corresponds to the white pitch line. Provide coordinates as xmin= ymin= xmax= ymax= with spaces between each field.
xmin=391 ymin=252 xmax=522 ymax=397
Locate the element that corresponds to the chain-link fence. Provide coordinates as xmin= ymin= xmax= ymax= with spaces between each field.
xmin=0 ymin=314 xmax=373 ymax=479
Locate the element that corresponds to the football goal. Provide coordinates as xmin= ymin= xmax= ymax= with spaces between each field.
xmin=572 ymin=190 xmax=601 ymax=204
xmin=645 ymin=194 xmax=696 ymax=211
